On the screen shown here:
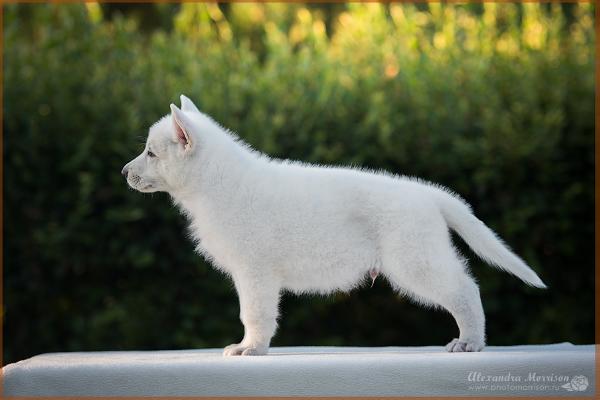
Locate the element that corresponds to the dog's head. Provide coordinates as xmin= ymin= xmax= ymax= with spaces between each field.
xmin=122 ymin=95 xmax=201 ymax=194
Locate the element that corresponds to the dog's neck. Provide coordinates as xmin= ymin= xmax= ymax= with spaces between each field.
xmin=169 ymin=119 xmax=261 ymax=219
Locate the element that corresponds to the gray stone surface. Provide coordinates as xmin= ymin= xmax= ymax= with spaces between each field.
xmin=2 ymin=343 xmax=595 ymax=396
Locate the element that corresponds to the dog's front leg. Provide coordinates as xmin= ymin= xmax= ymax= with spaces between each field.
xmin=223 ymin=274 xmax=280 ymax=356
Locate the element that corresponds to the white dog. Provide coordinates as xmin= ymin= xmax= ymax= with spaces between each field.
xmin=122 ymin=95 xmax=546 ymax=356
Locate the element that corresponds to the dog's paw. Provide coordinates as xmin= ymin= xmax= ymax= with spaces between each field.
xmin=446 ymin=338 xmax=484 ymax=352
xmin=223 ymin=343 xmax=267 ymax=356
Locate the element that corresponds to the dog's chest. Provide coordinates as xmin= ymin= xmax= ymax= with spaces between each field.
xmin=187 ymin=209 xmax=252 ymax=273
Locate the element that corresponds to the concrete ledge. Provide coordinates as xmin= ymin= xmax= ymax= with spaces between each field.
xmin=2 ymin=343 xmax=595 ymax=396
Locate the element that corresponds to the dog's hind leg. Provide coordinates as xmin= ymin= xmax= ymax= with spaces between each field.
xmin=382 ymin=240 xmax=486 ymax=352
xmin=439 ymin=274 xmax=486 ymax=352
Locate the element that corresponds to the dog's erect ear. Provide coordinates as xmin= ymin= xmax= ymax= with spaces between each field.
xmin=180 ymin=95 xmax=200 ymax=114
xmin=170 ymin=104 xmax=194 ymax=151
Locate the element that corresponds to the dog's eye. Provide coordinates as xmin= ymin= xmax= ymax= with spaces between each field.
xmin=147 ymin=150 xmax=156 ymax=158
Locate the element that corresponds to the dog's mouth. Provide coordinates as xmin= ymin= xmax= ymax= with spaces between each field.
xmin=132 ymin=181 xmax=156 ymax=193
xmin=138 ymin=183 xmax=155 ymax=192
xmin=127 ymin=175 xmax=156 ymax=193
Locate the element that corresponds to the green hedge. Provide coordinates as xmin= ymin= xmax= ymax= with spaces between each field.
xmin=3 ymin=3 xmax=594 ymax=364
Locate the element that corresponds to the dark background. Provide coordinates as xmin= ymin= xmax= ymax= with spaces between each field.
xmin=3 ymin=3 xmax=594 ymax=365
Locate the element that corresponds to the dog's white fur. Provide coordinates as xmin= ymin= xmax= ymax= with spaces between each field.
xmin=123 ymin=95 xmax=546 ymax=356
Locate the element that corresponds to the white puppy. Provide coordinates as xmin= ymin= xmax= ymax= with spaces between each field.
xmin=122 ymin=95 xmax=546 ymax=356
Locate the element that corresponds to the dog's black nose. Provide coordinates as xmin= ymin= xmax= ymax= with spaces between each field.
xmin=121 ymin=165 xmax=129 ymax=178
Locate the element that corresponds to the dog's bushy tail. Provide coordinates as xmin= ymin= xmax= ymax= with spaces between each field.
xmin=432 ymin=187 xmax=546 ymax=288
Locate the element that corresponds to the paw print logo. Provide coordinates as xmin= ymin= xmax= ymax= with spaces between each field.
xmin=561 ymin=375 xmax=588 ymax=392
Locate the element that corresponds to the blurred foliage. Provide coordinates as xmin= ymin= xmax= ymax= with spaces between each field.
xmin=3 ymin=2 xmax=594 ymax=365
